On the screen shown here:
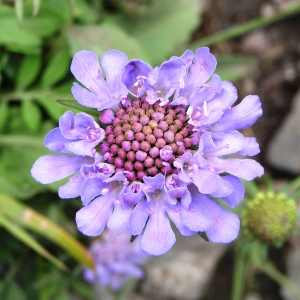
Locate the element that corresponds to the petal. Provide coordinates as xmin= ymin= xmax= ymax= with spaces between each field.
xmin=237 ymin=137 xmax=260 ymax=156
xmin=219 ymin=176 xmax=245 ymax=208
xmin=211 ymin=95 xmax=262 ymax=131
xmin=76 ymin=195 xmax=113 ymax=236
xmin=210 ymin=157 xmax=264 ymax=181
xmin=166 ymin=205 xmax=195 ymax=236
xmin=121 ymin=59 xmax=152 ymax=97
xmin=192 ymin=168 xmax=219 ymax=194
xmin=190 ymin=74 xmax=222 ymax=107
xmin=203 ymin=131 xmax=245 ymax=156
xmin=199 ymin=195 xmax=240 ymax=243
xmin=157 ymin=58 xmax=186 ymax=88
xmin=59 ymin=111 xmax=85 ymax=139
xmin=81 ymin=177 xmax=108 ymax=206
xmin=210 ymin=176 xmax=234 ymax=198
xmin=101 ymin=50 xmax=128 ymax=99
xmin=185 ymin=47 xmax=217 ymax=94
xmin=181 ymin=190 xmax=214 ymax=232
xmin=44 ymin=128 xmax=72 ymax=153
xmin=58 ymin=172 xmax=85 ymax=199
xmin=107 ymin=201 xmax=132 ymax=231
xmin=74 ymin=113 xmax=99 ymax=134
xmin=31 ymin=155 xmax=92 ymax=184
xmin=65 ymin=138 xmax=101 ymax=156
xmin=129 ymin=200 xmax=149 ymax=235
xmin=70 ymin=50 xmax=110 ymax=97
xmin=71 ymin=83 xmax=105 ymax=109
xmin=141 ymin=209 xmax=176 ymax=255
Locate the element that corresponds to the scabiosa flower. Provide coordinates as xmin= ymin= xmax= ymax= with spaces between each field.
xmin=31 ymin=47 xmax=264 ymax=255
xmin=242 ymin=192 xmax=297 ymax=245
xmin=83 ymin=230 xmax=148 ymax=291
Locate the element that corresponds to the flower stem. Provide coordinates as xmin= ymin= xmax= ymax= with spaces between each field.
xmin=189 ymin=3 xmax=300 ymax=49
xmin=231 ymin=249 xmax=246 ymax=300
xmin=259 ymin=262 xmax=300 ymax=300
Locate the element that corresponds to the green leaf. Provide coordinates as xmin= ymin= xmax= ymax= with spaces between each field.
xmin=108 ymin=0 xmax=202 ymax=64
xmin=0 ymin=100 xmax=9 ymax=131
xmin=33 ymin=0 xmax=41 ymax=16
xmin=197 ymin=231 xmax=209 ymax=242
xmin=15 ymin=0 xmax=24 ymax=23
xmin=0 ymin=193 xmax=95 ymax=270
xmin=21 ymin=100 xmax=42 ymax=133
xmin=67 ymin=23 xmax=150 ymax=62
xmin=215 ymin=55 xmax=258 ymax=81
xmin=40 ymin=48 xmax=70 ymax=88
xmin=22 ymin=15 xmax=62 ymax=38
xmin=0 ymin=212 xmax=68 ymax=271
xmin=2 ymin=281 xmax=27 ymax=300
xmin=36 ymin=97 xmax=72 ymax=122
xmin=56 ymin=100 xmax=100 ymax=118
xmin=0 ymin=18 xmax=41 ymax=49
xmin=16 ymin=55 xmax=42 ymax=90
xmin=72 ymin=0 xmax=99 ymax=24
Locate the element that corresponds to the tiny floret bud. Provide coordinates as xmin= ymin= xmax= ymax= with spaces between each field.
xmin=100 ymin=109 xmax=115 ymax=124
xmin=160 ymin=145 xmax=173 ymax=161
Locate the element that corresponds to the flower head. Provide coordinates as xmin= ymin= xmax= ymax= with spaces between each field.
xmin=83 ymin=230 xmax=148 ymax=291
xmin=242 ymin=192 xmax=297 ymax=245
xmin=31 ymin=47 xmax=264 ymax=255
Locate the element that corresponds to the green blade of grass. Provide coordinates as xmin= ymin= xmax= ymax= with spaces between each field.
xmin=0 ymin=212 xmax=68 ymax=271
xmin=0 ymin=193 xmax=95 ymax=270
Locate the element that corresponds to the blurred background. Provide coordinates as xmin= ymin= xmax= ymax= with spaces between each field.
xmin=1 ymin=0 xmax=300 ymax=299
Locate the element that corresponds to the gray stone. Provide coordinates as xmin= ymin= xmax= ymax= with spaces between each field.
xmin=140 ymin=232 xmax=227 ymax=300
xmin=281 ymin=198 xmax=300 ymax=300
xmin=266 ymin=89 xmax=300 ymax=174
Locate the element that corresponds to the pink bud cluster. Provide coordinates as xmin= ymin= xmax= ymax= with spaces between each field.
xmin=100 ymin=98 xmax=198 ymax=181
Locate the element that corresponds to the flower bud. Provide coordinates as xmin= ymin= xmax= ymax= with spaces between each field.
xmin=136 ymin=150 xmax=147 ymax=161
xmin=116 ymin=108 xmax=125 ymax=117
xmin=146 ymin=134 xmax=156 ymax=145
xmin=100 ymin=109 xmax=115 ymax=124
xmin=125 ymin=130 xmax=134 ymax=141
xmin=124 ymin=161 xmax=134 ymax=171
xmin=149 ymin=147 xmax=159 ymax=158
xmin=131 ymin=141 xmax=140 ymax=151
xmin=113 ymin=117 xmax=121 ymax=125
xmin=160 ymin=145 xmax=173 ymax=161
xmin=134 ymin=161 xmax=144 ymax=171
xmin=132 ymin=123 xmax=143 ymax=133
xmin=140 ymin=115 xmax=149 ymax=125
xmin=164 ymin=131 xmax=174 ymax=143
xmin=141 ymin=141 xmax=151 ymax=152
xmin=155 ymin=138 xmax=166 ymax=149
xmin=242 ymin=192 xmax=297 ymax=245
xmin=122 ymin=141 xmax=131 ymax=152
xmin=127 ymin=151 xmax=135 ymax=162
xmin=144 ymin=156 xmax=154 ymax=168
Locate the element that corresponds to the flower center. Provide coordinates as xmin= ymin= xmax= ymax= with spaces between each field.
xmin=100 ymin=97 xmax=198 ymax=181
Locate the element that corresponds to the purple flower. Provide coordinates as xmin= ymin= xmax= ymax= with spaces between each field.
xmin=71 ymin=50 xmax=128 ymax=110
xmin=83 ymin=230 xmax=148 ymax=291
xmin=32 ymin=47 xmax=264 ymax=256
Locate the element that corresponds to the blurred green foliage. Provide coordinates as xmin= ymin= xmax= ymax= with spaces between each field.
xmin=0 ymin=0 xmax=259 ymax=298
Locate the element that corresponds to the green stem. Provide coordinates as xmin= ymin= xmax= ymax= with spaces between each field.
xmin=260 ymin=262 xmax=300 ymax=300
xmin=281 ymin=175 xmax=300 ymax=195
xmin=189 ymin=3 xmax=300 ymax=49
xmin=231 ymin=249 xmax=246 ymax=300
xmin=0 ymin=89 xmax=70 ymax=102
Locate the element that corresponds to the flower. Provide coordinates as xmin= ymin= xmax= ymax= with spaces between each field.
xmin=242 ymin=192 xmax=297 ymax=245
xmin=31 ymin=47 xmax=264 ymax=255
xmin=83 ymin=230 xmax=148 ymax=290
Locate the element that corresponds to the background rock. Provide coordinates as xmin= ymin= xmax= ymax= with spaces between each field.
xmin=140 ymin=232 xmax=227 ymax=300
xmin=266 ymin=89 xmax=300 ymax=174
